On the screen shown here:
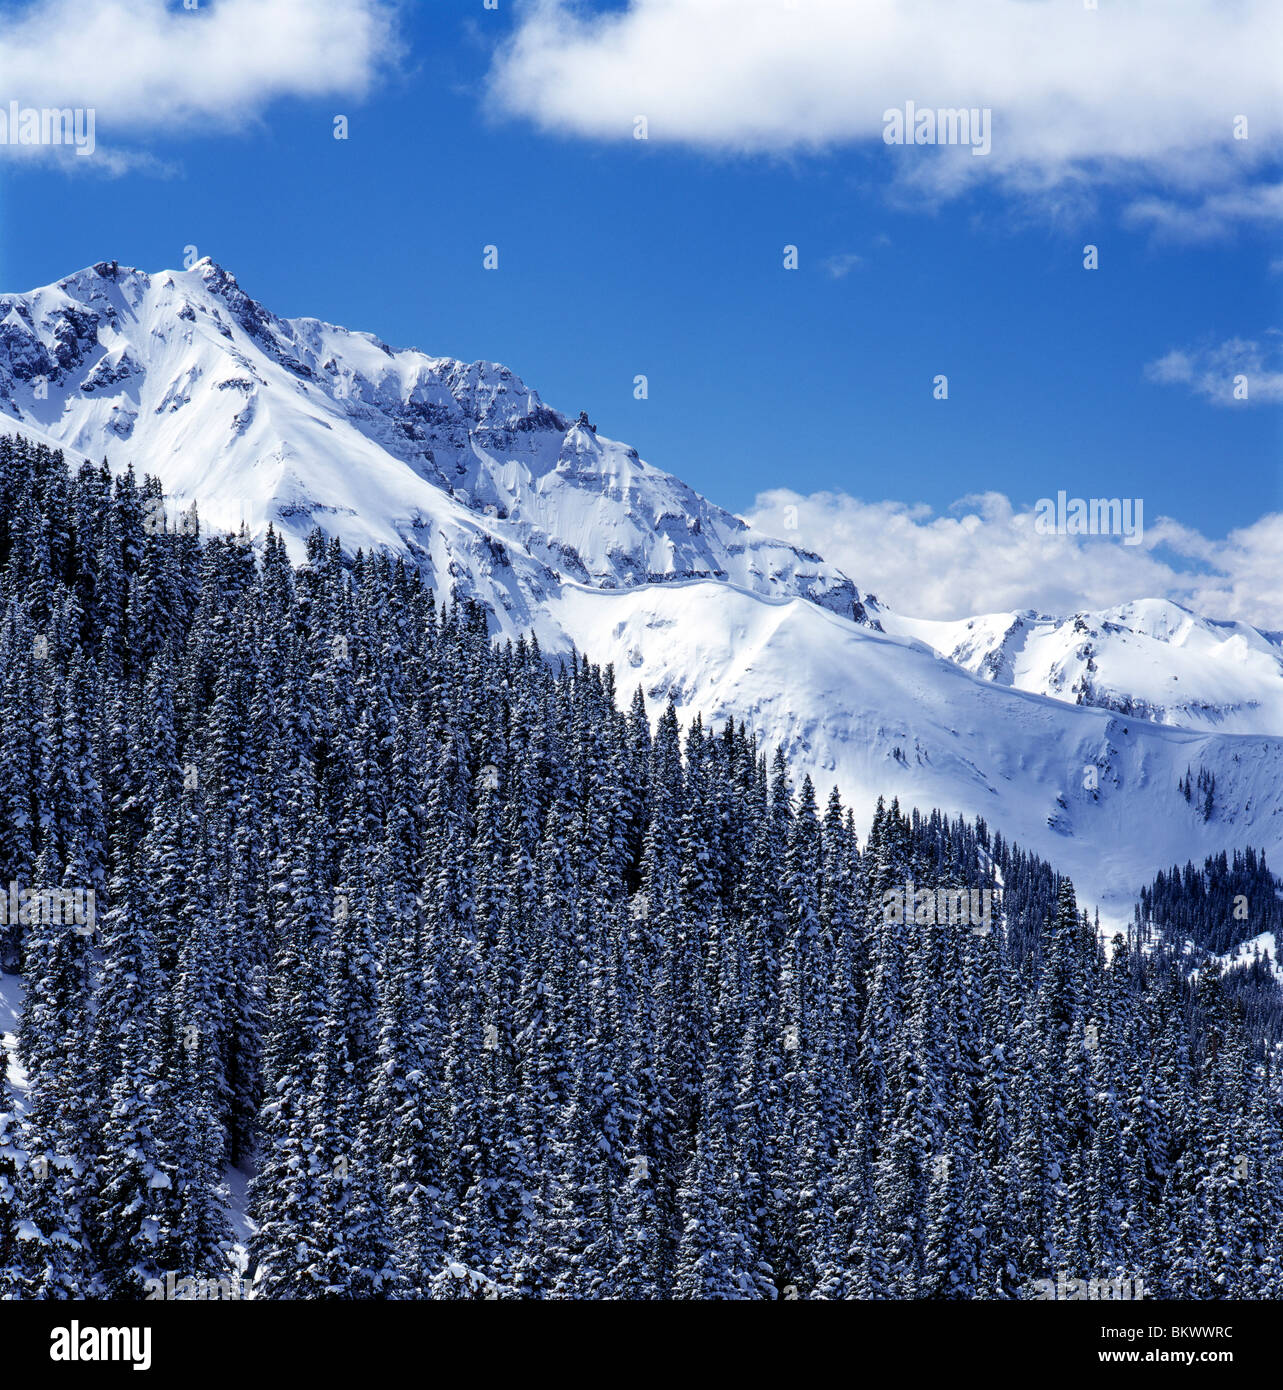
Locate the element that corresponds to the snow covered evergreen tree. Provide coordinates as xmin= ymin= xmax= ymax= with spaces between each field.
xmin=0 ymin=432 xmax=1280 ymax=1300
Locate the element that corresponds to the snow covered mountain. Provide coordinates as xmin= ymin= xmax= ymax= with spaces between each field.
xmin=551 ymin=581 xmax=1283 ymax=921
xmin=879 ymin=599 xmax=1283 ymax=736
xmin=0 ymin=259 xmax=858 ymax=642
xmin=4 ymin=258 xmax=1282 ymax=915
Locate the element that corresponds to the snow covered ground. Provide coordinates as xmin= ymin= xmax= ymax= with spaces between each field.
xmin=1218 ymin=932 xmax=1283 ymax=986
xmin=0 ymin=970 xmax=27 ymax=1111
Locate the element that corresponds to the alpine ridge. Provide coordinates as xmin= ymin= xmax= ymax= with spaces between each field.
xmin=0 ymin=259 xmax=860 ymax=643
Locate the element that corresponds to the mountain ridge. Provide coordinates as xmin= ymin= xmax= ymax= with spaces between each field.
xmin=0 ymin=258 xmax=862 ymax=646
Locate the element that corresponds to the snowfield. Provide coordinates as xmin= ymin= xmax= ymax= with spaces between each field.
xmin=1217 ymin=932 xmax=1283 ymax=987
xmin=551 ymin=580 xmax=1283 ymax=922
xmin=883 ymin=597 xmax=1283 ymax=735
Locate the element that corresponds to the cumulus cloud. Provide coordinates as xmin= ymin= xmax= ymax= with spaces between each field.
xmin=745 ymin=489 xmax=1283 ymax=631
xmin=1145 ymin=333 xmax=1283 ymax=405
xmin=1 ymin=0 xmax=398 ymax=167
xmin=488 ymin=0 xmax=1283 ymax=231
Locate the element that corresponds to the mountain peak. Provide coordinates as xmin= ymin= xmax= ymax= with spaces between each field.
xmin=0 ymin=259 xmax=862 ymax=643
xmin=187 ymin=255 xmax=243 ymax=298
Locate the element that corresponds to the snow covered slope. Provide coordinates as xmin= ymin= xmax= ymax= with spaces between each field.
xmin=881 ymin=599 xmax=1283 ymax=736
xmin=1219 ymin=933 xmax=1283 ymax=987
xmin=0 ymin=260 xmax=858 ymax=642
xmin=550 ymin=580 xmax=1283 ymax=919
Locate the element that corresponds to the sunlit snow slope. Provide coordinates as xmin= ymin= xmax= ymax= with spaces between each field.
xmin=882 ymin=599 xmax=1283 ymax=736
xmin=550 ymin=581 xmax=1283 ymax=919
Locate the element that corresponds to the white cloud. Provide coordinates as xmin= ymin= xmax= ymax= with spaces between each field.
xmin=1 ymin=0 xmax=398 ymax=166
xmin=822 ymin=252 xmax=864 ymax=278
xmin=1145 ymin=334 xmax=1283 ymax=405
xmin=488 ymin=0 xmax=1283 ymax=230
xmin=745 ymin=489 xmax=1283 ymax=630
xmin=1124 ymin=181 xmax=1283 ymax=242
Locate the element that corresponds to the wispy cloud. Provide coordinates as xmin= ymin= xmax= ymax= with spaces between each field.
xmin=745 ymin=489 xmax=1283 ymax=631
xmin=1124 ymin=182 xmax=1283 ymax=242
xmin=822 ymin=252 xmax=864 ymax=279
xmin=488 ymin=0 xmax=1283 ymax=234
xmin=1144 ymin=334 xmax=1283 ymax=406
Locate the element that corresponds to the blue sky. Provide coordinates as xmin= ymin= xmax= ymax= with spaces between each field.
xmin=2 ymin=0 xmax=1281 ymax=618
